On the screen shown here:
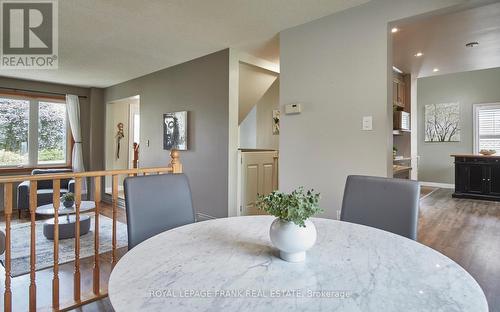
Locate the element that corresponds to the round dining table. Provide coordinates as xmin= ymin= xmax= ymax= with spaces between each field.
xmin=109 ymin=216 xmax=488 ymax=312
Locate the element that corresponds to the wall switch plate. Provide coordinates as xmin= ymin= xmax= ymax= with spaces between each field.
xmin=362 ymin=116 xmax=373 ymax=131
xmin=285 ymin=103 xmax=302 ymax=114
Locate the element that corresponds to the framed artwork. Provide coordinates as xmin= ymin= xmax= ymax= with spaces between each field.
xmin=425 ymin=103 xmax=460 ymax=142
xmin=272 ymin=109 xmax=280 ymax=135
xmin=163 ymin=111 xmax=187 ymax=150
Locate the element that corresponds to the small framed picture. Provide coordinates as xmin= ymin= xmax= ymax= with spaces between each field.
xmin=273 ymin=110 xmax=280 ymax=135
xmin=163 ymin=111 xmax=188 ymax=150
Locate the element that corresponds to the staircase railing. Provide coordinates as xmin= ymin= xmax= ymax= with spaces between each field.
xmin=0 ymin=150 xmax=182 ymax=311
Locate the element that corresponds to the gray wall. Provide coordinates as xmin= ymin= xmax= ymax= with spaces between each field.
xmin=256 ymin=78 xmax=280 ymax=150
xmin=104 ymin=49 xmax=230 ymax=219
xmin=418 ymin=67 xmax=500 ymax=184
xmin=239 ymin=78 xmax=280 ymax=150
xmin=238 ymin=62 xmax=278 ymax=124
xmin=239 ymin=105 xmax=257 ymax=148
xmin=279 ymin=0 xmax=467 ymax=219
xmin=89 ymin=87 xmax=105 ymax=172
xmin=0 ymin=76 xmax=105 ymax=210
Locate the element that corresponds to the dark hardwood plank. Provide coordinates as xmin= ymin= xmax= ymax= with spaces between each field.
xmin=420 ymin=186 xmax=437 ymax=199
xmin=419 ymin=188 xmax=500 ymax=312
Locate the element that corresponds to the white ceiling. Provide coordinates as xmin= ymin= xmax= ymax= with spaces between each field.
xmin=0 ymin=0 xmax=369 ymax=88
xmin=393 ymin=2 xmax=500 ymax=78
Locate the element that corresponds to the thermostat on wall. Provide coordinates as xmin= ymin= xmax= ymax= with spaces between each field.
xmin=285 ymin=103 xmax=302 ymax=114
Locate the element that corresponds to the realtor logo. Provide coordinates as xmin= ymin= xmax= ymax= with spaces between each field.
xmin=0 ymin=0 xmax=58 ymax=69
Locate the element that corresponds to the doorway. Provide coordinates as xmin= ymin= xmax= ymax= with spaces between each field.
xmin=390 ymin=3 xmax=500 ymax=310
xmin=237 ymin=61 xmax=280 ymax=216
xmin=391 ymin=1 xmax=500 ymax=187
xmin=105 ymin=95 xmax=140 ymax=199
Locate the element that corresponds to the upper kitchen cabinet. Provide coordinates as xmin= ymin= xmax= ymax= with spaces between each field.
xmin=393 ymin=77 xmax=405 ymax=109
xmin=392 ymin=71 xmax=411 ymax=112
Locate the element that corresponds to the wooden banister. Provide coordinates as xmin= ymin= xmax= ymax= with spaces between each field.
xmin=74 ymin=178 xmax=82 ymax=302
xmin=170 ymin=150 xmax=182 ymax=173
xmin=0 ymin=167 xmax=174 ymax=183
xmin=52 ymin=180 xmax=61 ymax=310
xmin=93 ymin=177 xmax=101 ymax=295
xmin=1 ymin=150 xmax=182 ymax=311
xmin=112 ymin=175 xmax=118 ymax=268
xmin=29 ymin=181 xmax=37 ymax=312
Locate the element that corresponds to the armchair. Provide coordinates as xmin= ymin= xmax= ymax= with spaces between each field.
xmin=17 ymin=169 xmax=75 ymax=218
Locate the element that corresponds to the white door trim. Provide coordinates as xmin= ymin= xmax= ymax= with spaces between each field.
xmin=419 ymin=181 xmax=454 ymax=189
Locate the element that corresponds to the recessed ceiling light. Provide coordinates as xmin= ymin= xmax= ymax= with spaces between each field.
xmin=433 ymin=68 xmax=440 ymax=72
xmin=465 ymin=41 xmax=479 ymax=48
xmin=414 ymin=52 xmax=423 ymax=57
xmin=391 ymin=27 xmax=399 ymax=33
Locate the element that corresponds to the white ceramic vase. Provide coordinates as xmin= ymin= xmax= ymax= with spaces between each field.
xmin=269 ymin=218 xmax=317 ymax=262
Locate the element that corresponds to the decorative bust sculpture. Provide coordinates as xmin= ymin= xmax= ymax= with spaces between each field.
xmin=115 ymin=122 xmax=125 ymax=159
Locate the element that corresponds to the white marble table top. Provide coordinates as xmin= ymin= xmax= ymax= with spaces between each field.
xmin=109 ymin=216 xmax=488 ymax=312
xmin=36 ymin=200 xmax=95 ymax=215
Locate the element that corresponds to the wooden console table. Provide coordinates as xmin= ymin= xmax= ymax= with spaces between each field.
xmin=452 ymin=154 xmax=500 ymax=201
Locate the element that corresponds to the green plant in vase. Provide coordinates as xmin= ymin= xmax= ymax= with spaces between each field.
xmin=257 ymin=187 xmax=322 ymax=262
xmin=61 ymin=192 xmax=75 ymax=208
xmin=257 ymin=187 xmax=322 ymax=227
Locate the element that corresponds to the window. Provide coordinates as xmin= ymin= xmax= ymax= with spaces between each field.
xmin=474 ymin=103 xmax=500 ymax=153
xmin=38 ymin=101 xmax=67 ymax=164
xmin=0 ymin=98 xmax=30 ymax=166
xmin=0 ymin=95 xmax=70 ymax=168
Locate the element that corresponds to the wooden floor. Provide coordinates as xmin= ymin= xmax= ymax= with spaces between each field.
xmin=420 ymin=185 xmax=437 ymax=199
xmin=419 ymin=188 xmax=500 ymax=312
xmin=3 ymin=190 xmax=500 ymax=311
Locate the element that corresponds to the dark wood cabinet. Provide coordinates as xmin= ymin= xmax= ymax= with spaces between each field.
xmin=452 ymin=155 xmax=500 ymax=201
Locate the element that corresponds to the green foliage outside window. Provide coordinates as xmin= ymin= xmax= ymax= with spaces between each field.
xmin=0 ymin=98 xmax=66 ymax=166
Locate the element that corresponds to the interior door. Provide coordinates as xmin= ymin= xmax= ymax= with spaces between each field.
xmin=241 ymin=151 xmax=278 ymax=215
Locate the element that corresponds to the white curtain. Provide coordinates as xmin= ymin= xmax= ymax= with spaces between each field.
xmin=66 ymin=94 xmax=87 ymax=194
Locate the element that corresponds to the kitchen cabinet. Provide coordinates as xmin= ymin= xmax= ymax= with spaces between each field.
xmin=393 ymin=78 xmax=405 ymax=109
xmin=452 ymin=155 xmax=500 ymax=201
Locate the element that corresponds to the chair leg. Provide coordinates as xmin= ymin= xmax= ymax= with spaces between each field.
xmin=18 ymin=209 xmax=21 ymax=219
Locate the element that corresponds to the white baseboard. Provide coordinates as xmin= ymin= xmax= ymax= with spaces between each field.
xmin=419 ymin=181 xmax=454 ymax=189
xmin=196 ymin=213 xmax=217 ymax=222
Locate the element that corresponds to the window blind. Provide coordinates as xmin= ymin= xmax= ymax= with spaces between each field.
xmin=478 ymin=107 xmax=500 ymax=151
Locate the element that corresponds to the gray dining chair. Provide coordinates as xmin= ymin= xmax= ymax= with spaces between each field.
xmin=340 ymin=175 xmax=420 ymax=240
xmin=124 ymin=173 xmax=195 ymax=249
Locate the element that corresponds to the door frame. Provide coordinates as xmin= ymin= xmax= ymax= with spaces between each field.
xmin=103 ymin=94 xmax=140 ymax=204
xmin=127 ymin=100 xmax=140 ymax=169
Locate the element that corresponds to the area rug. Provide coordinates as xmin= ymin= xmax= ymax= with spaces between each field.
xmin=6 ymin=213 xmax=128 ymax=277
